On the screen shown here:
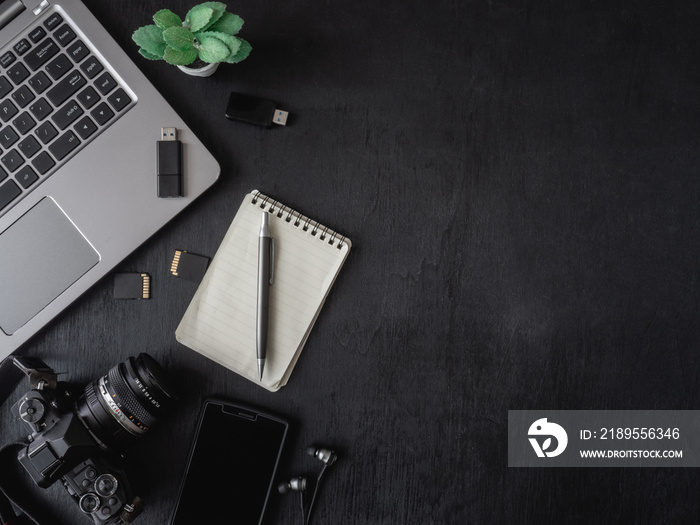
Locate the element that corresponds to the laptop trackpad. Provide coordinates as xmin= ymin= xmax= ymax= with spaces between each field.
xmin=0 ymin=198 xmax=99 ymax=335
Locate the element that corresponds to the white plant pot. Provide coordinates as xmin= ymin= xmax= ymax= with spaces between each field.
xmin=177 ymin=62 xmax=220 ymax=77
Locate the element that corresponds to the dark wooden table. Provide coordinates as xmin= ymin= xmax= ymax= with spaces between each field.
xmin=2 ymin=0 xmax=700 ymax=523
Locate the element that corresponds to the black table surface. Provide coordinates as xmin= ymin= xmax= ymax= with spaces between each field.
xmin=3 ymin=0 xmax=700 ymax=523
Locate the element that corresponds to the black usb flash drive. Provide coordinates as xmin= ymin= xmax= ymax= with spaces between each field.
xmin=157 ymin=127 xmax=182 ymax=198
xmin=225 ymin=92 xmax=288 ymax=127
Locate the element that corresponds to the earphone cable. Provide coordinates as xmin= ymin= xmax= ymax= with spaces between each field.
xmin=305 ymin=463 xmax=328 ymax=525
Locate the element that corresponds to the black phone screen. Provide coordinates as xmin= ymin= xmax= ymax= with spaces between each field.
xmin=170 ymin=400 xmax=288 ymax=525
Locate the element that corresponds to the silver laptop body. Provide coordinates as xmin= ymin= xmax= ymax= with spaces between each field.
xmin=0 ymin=0 xmax=220 ymax=359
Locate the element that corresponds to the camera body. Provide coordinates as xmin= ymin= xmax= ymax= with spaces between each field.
xmin=8 ymin=354 xmax=176 ymax=525
xmin=13 ymin=384 xmax=99 ymax=487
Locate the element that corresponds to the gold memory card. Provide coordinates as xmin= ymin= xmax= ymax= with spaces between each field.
xmin=114 ymin=273 xmax=150 ymax=299
xmin=170 ymin=250 xmax=210 ymax=283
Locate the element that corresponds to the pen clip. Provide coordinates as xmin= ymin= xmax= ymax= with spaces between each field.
xmin=269 ymin=238 xmax=274 ymax=285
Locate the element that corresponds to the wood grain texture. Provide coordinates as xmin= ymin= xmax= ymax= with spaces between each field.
xmin=2 ymin=0 xmax=700 ymax=523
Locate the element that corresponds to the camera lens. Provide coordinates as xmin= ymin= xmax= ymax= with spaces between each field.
xmin=77 ymin=353 xmax=178 ymax=449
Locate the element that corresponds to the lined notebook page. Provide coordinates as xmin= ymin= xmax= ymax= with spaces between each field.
xmin=176 ymin=191 xmax=351 ymax=391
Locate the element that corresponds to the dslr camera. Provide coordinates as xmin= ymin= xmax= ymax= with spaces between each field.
xmin=9 ymin=353 xmax=177 ymax=525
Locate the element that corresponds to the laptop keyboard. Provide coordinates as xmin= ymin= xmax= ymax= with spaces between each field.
xmin=0 ymin=9 xmax=134 ymax=215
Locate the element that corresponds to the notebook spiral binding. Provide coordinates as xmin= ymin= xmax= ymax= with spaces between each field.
xmin=251 ymin=191 xmax=346 ymax=249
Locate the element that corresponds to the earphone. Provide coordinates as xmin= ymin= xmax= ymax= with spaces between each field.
xmin=277 ymin=476 xmax=307 ymax=494
xmin=277 ymin=445 xmax=338 ymax=525
xmin=306 ymin=446 xmax=337 ymax=466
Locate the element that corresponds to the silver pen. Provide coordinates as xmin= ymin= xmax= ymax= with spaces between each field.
xmin=256 ymin=212 xmax=274 ymax=380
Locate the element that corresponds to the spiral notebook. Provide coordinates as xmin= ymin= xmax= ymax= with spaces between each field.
xmin=175 ymin=190 xmax=352 ymax=391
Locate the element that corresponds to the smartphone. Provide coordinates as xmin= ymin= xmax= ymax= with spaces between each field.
xmin=170 ymin=399 xmax=289 ymax=525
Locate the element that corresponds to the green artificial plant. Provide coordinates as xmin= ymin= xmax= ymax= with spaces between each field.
xmin=132 ymin=2 xmax=251 ymax=66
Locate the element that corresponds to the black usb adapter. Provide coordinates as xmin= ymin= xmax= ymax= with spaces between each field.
xmin=225 ymin=92 xmax=289 ymax=127
xmin=157 ymin=127 xmax=182 ymax=197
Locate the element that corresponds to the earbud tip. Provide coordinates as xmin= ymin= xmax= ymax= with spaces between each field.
xmin=305 ymin=445 xmax=317 ymax=457
xmin=277 ymin=482 xmax=290 ymax=494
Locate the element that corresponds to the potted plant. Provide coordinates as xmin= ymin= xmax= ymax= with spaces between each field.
xmin=132 ymin=1 xmax=251 ymax=77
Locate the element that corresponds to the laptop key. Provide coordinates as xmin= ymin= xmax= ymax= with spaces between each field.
xmin=29 ymin=27 xmax=47 ymax=44
xmin=24 ymin=38 xmax=59 ymax=71
xmin=0 ymin=126 xmax=18 ymax=148
xmin=7 ymin=62 xmax=29 ymax=85
xmin=29 ymin=97 xmax=52 ymax=120
xmin=43 ymin=13 xmax=64 ymax=31
xmin=0 ymin=165 xmax=6 ymax=183
xmin=55 ymin=25 xmax=77 ymax=47
xmin=107 ymin=88 xmax=130 ymax=112
xmin=52 ymin=100 xmax=83 ymax=130
xmin=67 ymin=40 xmax=89 ymax=63
xmin=12 ymin=85 xmax=35 ymax=108
xmin=31 ymin=151 xmax=55 ymax=175
xmin=15 ymin=165 xmax=38 ymax=189
xmin=13 ymin=39 xmax=31 ymax=56
xmin=90 ymin=102 xmax=114 ymax=126
xmin=0 ymin=100 xmax=18 ymax=122
xmin=1 ymin=149 xmax=24 ymax=172
xmin=17 ymin=135 xmax=41 ymax=158
xmin=94 ymin=72 xmax=116 ymax=95
xmin=49 ymin=130 xmax=80 ymax=160
xmin=28 ymin=71 xmax=52 ymax=94
xmin=12 ymin=112 xmax=36 ymax=134
xmin=0 ymin=77 xmax=12 ymax=98
xmin=35 ymin=121 xmax=58 ymax=144
xmin=0 ymin=180 xmax=21 ymax=211
xmin=74 ymin=116 xmax=97 ymax=139
xmin=46 ymin=54 xmax=72 ymax=80
xmin=79 ymin=56 xmax=103 ymax=79
xmin=77 ymin=86 xmax=98 ymax=109
xmin=46 ymin=71 xmax=85 ymax=106
xmin=0 ymin=51 xmax=15 ymax=68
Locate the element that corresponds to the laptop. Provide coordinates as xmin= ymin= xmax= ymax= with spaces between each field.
xmin=0 ymin=0 xmax=220 ymax=360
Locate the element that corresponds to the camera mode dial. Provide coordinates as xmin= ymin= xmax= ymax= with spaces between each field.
xmin=18 ymin=397 xmax=45 ymax=424
xmin=79 ymin=492 xmax=101 ymax=514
